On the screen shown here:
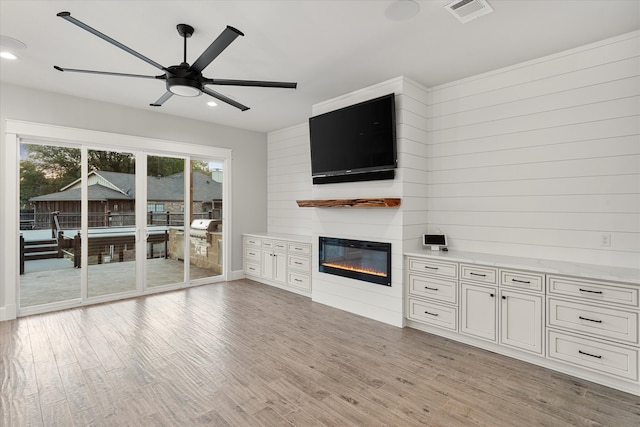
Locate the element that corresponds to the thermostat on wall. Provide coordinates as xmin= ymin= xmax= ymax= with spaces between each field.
xmin=423 ymin=234 xmax=447 ymax=251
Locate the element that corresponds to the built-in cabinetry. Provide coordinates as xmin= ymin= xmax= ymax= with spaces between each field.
xmin=546 ymin=275 xmax=639 ymax=382
xmin=243 ymin=233 xmax=312 ymax=296
xmin=405 ymin=251 xmax=639 ymax=396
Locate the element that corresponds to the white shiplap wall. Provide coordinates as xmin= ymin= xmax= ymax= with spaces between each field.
xmin=426 ymin=31 xmax=640 ymax=269
xmin=267 ymin=123 xmax=312 ymax=235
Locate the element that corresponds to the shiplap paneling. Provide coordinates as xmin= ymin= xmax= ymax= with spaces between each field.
xmin=267 ymin=123 xmax=312 ymax=236
xmin=426 ymin=30 xmax=640 ymax=268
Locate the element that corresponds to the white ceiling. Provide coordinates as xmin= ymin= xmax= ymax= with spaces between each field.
xmin=1 ymin=1 xmax=639 ymax=133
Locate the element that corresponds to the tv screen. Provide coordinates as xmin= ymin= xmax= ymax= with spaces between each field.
xmin=308 ymin=93 xmax=397 ymax=184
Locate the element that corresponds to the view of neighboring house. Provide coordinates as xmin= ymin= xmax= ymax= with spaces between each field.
xmin=29 ymin=170 xmax=222 ymax=228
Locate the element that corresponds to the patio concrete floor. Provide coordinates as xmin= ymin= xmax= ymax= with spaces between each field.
xmin=19 ymin=258 xmax=218 ymax=308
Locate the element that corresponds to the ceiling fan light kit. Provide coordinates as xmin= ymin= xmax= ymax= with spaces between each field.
xmin=54 ymin=12 xmax=297 ymax=111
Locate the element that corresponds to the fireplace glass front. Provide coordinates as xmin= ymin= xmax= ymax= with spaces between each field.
xmin=318 ymin=237 xmax=391 ymax=286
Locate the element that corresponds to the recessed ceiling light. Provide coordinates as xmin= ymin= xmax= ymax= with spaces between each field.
xmin=0 ymin=51 xmax=18 ymax=60
xmin=207 ymin=101 xmax=218 ymax=107
xmin=0 ymin=35 xmax=27 ymax=60
xmin=385 ymin=0 xmax=420 ymax=21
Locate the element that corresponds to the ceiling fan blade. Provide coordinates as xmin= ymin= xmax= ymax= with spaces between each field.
xmin=202 ymin=87 xmax=249 ymax=111
xmin=190 ymin=26 xmax=244 ymax=73
xmin=150 ymin=91 xmax=174 ymax=107
xmin=54 ymin=65 xmax=162 ymax=79
xmin=57 ymin=12 xmax=165 ymax=71
xmin=204 ymin=79 xmax=297 ymax=89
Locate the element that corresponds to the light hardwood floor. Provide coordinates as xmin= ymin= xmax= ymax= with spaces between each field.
xmin=1 ymin=279 xmax=639 ymax=426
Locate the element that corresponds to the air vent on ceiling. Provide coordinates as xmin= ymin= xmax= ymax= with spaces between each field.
xmin=445 ymin=0 xmax=494 ymax=23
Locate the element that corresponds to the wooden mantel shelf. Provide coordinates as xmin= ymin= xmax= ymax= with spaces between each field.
xmin=296 ymin=198 xmax=401 ymax=208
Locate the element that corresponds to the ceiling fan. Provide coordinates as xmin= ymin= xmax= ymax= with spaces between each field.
xmin=53 ymin=11 xmax=297 ymax=111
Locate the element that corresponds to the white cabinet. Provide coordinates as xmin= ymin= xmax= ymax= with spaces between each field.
xmin=500 ymin=289 xmax=544 ymax=354
xmin=460 ymin=282 xmax=497 ymax=341
xmin=243 ymin=236 xmax=262 ymax=276
xmin=243 ymin=234 xmax=311 ymax=296
xmin=499 ymin=268 xmax=545 ymax=355
xmin=406 ymin=257 xmax=458 ymax=331
xmin=262 ymin=249 xmax=286 ymax=284
xmin=546 ymin=275 xmax=639 ymax=383
xmin=460 ymin=264 xmax=498 ymax=342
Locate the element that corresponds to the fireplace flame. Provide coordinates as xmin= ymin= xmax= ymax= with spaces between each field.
xmin=322 ymin=262 xmax=387 ymax=277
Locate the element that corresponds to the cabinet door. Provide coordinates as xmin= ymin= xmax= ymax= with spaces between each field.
xmin=273 ymin=252 xmax=287 ymax=284
xmin=261 ymin=251 xmax=274 ymax=279
xmin=500 ymin=290 xmax=543 ymax=354
xmin=460 ymin=283 xmax=497 ymax=341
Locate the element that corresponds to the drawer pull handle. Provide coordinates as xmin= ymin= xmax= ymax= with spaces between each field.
xmin=579 ymin=288 xmax=603 ymax=294
xmin=294 ymin=278 xmax=302 ymax=282
xmin=470 ymin=272 xmax=487 ymax=277
xmin=424 ymin=311 xmax=439 ymax=317
xmin=578 ymin=350 xmax=602 ymax=359
xmin=579 ymin=316 xmax=602 ymax=324
xmin=424 ymin=286 xmax=439 ymax=291
xmin=511 ymin=279 xmax=531 ymax=284
xmin=294 ymin=262 xmax=303 ymax=265
xmin=424 ymin=266 xmax=439 ymax=270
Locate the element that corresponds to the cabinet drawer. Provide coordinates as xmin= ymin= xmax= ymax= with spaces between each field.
xmin=408 ymin=258 xmax=457 ymax=278
xmin=408 ymin=274 xmax=457 ymax=305
xmin=460 ymin=264 xmax=497 ymax=285
xmin=244 ymin=262 xmax=260 ymax=276
xmin=548 ymin=298 xmax=638 ymax=344
xmin=500 ymin=269 xmax=544 ymax=292
xmin=288 ymin=272 xmax=311 ymax=291
xmin=548 ymin=330 xmax=638 ymax=381
xmin=288 ymin=255 xmax=310 ymax=272
xmin=244 ymin=247 xmax=261 ymax=261
xmin=288 ymin=243 xmax=311 ymax=255
xmin=408 ymin=298 xmax=457 ymax=331
xmin=244 ymin=236 xmax=261 ymax=247
xmin=273 ymin=241 xmax=288 ymax=252
xmin=547 ymin=276 xmax=638 ymax=308
xmin=262 ymin=240 xmax=274 ymax=249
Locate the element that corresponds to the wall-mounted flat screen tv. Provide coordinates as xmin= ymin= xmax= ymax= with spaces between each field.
xmin=308 ymin=93 xmax=397 ymax=184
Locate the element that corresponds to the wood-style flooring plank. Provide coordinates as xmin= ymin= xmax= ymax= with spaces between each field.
xmin=2 ymin=279 xmax=639 ymax=426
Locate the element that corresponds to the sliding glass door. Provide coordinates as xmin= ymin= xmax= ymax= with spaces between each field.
xmin=146 ymin=155 xmax=186 ymax=288
xmin=86 ymin=148 xmax=138 ymax=298
xmin=189 ymin=158 xmax=225 ymax=281
xmin=18 ymin=142 xmax=81 ymax=308
xmin=8 ymin=120 xmax=231 ymax=317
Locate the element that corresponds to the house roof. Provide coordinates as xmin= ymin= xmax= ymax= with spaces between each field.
xmin=32 ymin=170 xmax=221 ymax=202
xmin=30 ymin=184 xmax=131 ymax=202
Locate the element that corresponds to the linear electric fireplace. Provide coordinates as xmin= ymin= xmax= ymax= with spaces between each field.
xmin=319 ymin=237 xmax=391 ymax=286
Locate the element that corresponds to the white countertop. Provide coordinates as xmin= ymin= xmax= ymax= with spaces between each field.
xmin=405 ymin=249 xmax=640 ymax=285
xmin=244 ymin=232 xmax=312 ymax=244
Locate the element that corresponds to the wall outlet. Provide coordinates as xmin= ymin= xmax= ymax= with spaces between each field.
xmin=600 ymin=233 xmax=611 ymax=247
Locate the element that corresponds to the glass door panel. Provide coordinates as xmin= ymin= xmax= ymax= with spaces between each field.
xmin=86 ymin=149 xmax=137 ymax=298
xmin=189 ymin=160 xmax=224 ymax=280
xmin=19 ymin=142 xmax=81 ymax=308
xmin=146 ymin=155 xmax=185 ymax=288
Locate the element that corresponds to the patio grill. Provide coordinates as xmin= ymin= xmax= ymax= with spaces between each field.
xmin=190 ymin=219 xmax=217 ymax=243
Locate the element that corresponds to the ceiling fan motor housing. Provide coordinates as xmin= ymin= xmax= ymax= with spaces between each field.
xmin=166 ymin=64 xmax=202 ymax=96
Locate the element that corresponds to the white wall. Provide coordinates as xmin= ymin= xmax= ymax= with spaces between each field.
xmin=426 ymin=31 xmax=640 ymax=268
xmin=0 ymin=83 xmax=268 ymax=318
xmin=267 ymin=123 xmax=312 ymax=235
